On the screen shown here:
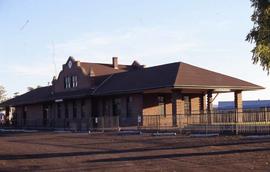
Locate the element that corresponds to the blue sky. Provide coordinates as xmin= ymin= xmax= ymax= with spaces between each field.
xmin=0 ymin=0 xmax=269 ymax=103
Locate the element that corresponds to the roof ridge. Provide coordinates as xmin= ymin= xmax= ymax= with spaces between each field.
xmin=92 ymin=74 xmax=115 ymax=94
xmin=80 ymin=62 xmax=131 ymax=66
xmin=173 ymin=62 xmax=182 ymax=86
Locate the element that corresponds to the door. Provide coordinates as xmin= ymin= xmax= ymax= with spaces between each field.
xmin=43 ymin=105 xmax=48 ymax=127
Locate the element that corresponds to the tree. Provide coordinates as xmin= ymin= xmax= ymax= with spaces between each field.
xmin=246 ymin=0 xmax=270 ymax=73
xmin=27 ymin=87 xmax=35 ymax=91
xmin=0 ymin=85 xmax=7 ymax=103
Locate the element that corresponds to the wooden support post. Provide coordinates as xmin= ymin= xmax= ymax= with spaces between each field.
xmin=200 ymin=93 xmax=207 ymax=113
xmin=5 ymin=107 xmax=10 ymax=125
xmin=207 ymin=91 xmax=213 ymax=124
xmin=234 ymin=90 xmax=243 ymax=122
xmin=200 ymin=93 xmax=207 ymax=124
xmin=172 ymin=90 xmax=183 ymax=127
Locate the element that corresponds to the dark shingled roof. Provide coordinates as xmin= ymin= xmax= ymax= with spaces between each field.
xmin=0 ymin=87 xmax=93 ymax=106
xmin=93 ymin=62 xmax=179 ymax=95
xmin=0 ymin=61 xmax=264 ymax=106
xmin=53 ymin=88 xmax=93 ymax=100
xmin=0 ymin=86 xmax=53 ymax=106
xmin=93 ymin=62 xmax=263 ymax=95
xmin=174 ymin=62 xmax=263 ymax=89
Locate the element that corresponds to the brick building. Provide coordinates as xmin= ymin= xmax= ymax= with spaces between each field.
xmin=0 ymin=56 xmax=263 ymax=130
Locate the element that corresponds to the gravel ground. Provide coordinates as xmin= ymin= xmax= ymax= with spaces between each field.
xmin=0 ymin=132 xmax=270 ymax=172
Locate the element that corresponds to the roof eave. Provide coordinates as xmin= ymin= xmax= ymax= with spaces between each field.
xmin=173 ymin=85 xmax=265 ymax=91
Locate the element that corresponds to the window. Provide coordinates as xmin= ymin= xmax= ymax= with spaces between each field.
xmin=70 ymin=76 xmax=73 ymax=88
xmin=57 ymin=103 xmax=61 ymax=119
xmin=158 ymin=96 xmax=166 ymax=116
xmin=67 ymin=77 xmax=71 ymax=88
xmin=73 ymin=101 xmax=77 ymax=119
xmin=64 ymin=76 xmax=71 ymax=89
xmin=72 ymin=76 xmax=78 ymax=88
xmin=113 ymin=98 xmax=121 ymax=116
xmin=81 ymin=99 xmax=85 ymax=118
xmin=64 ymin=102 xmax=69 ymax=119
xmin=184 ymin=96 xmax=191 ymax=114
xmin=64 ymin=76 xmax=78 ymax=89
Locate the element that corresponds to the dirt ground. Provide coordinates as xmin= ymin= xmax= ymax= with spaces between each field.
xmin=0 ymin=131 xmax=270 ymax=172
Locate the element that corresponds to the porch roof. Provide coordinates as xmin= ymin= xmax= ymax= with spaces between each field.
xmin=93 ymin=62 xmax=263 ymax=95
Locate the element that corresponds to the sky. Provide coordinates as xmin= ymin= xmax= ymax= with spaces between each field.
xmin=0 ymin=0 xmax=269 ymax=104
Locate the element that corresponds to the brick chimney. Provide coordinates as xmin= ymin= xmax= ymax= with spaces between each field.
xmin=112 ymin=57 xmax=118 ymax=69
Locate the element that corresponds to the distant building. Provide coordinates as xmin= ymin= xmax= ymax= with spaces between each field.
xmin=218 ymin=100 xmax=270 ymax=110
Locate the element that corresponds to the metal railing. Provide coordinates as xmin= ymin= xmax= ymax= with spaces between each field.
xmin=142 ymin=109 xmax=270 ymax=134
xmin=3 ymin=109 xmax=270 ymax=135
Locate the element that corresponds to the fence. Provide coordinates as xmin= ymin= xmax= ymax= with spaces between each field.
xmin=142 ymin=109 xmax=270 ymax=134
xmin=3 ymin=109 xmax=270 ymax=135
xmin=88 ymin=116 xmax=139 ymax=132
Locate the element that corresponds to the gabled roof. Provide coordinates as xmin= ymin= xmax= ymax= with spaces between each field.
xmin=93 ymin=62 xmax=263 ymax=95
xmin=0 ymin=61 xmax=264 ymax=106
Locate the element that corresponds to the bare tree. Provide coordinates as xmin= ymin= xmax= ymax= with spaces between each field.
xmin=0 ymin=85 xmax=7 ymax=103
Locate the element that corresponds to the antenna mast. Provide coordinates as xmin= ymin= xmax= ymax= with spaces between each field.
xmin=52 ymin=40 xmax=57 ymax=76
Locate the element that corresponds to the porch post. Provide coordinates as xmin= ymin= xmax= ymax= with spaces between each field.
xmin=207 ymin=90 xmax=213 ymax=124
xmin=172 ymin=90 xmax=183 ymax=127
xmin=234 ymin=90 xmax=243 ymax=123
xmin=200 ymin=93 xmax=207 ymax=113
xmin=5 ymin=107 xmax=10 ymax=125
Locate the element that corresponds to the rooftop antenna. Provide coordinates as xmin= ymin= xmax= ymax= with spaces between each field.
xmin=51 ymin=40 xmax=57 ymax=76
